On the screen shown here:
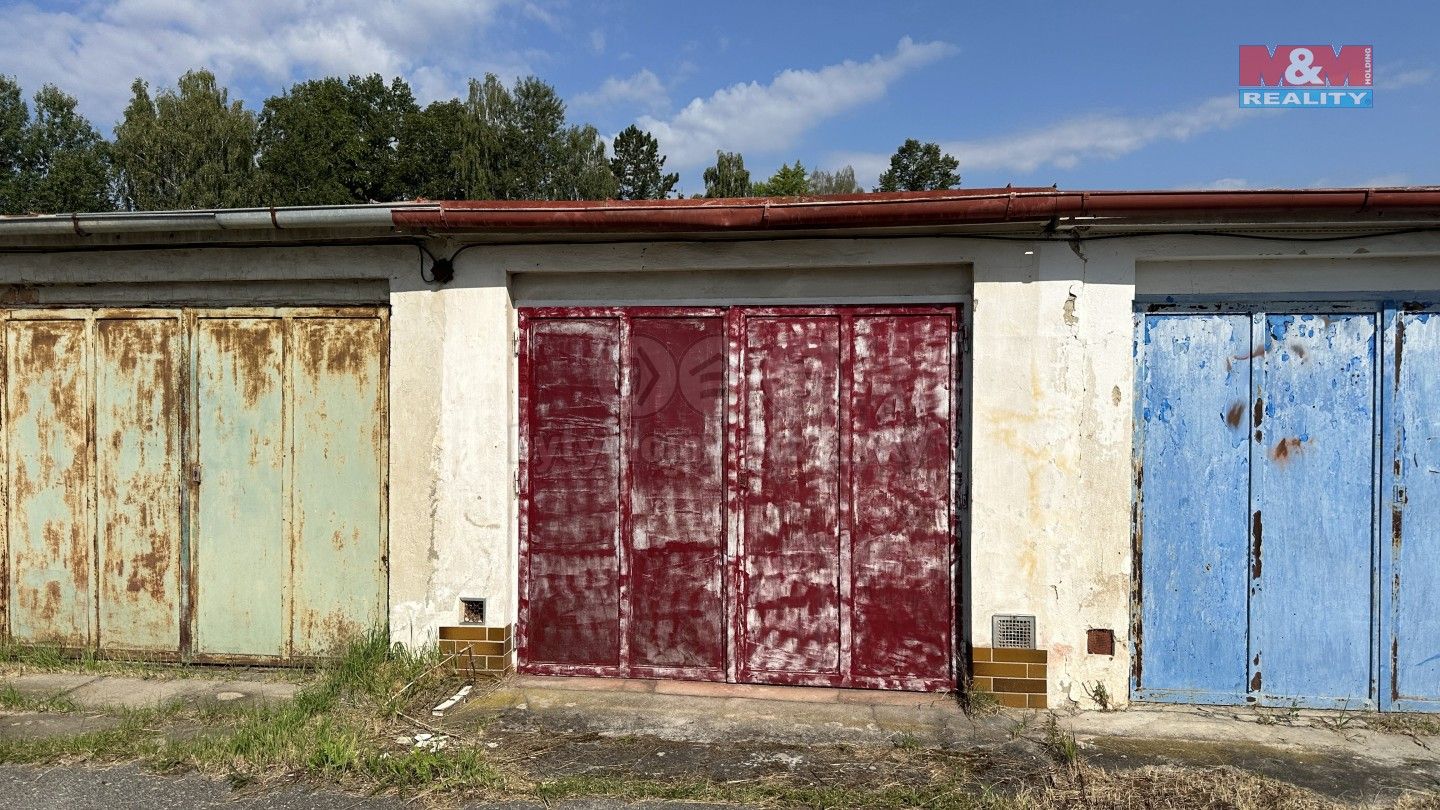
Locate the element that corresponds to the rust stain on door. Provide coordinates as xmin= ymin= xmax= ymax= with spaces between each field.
xmin=289 ymin=316 xmax=386 ymax=656
xmin=2 ymin=307 xmax=388 ymax=663
xmin=95 ymin=316 xmax=183 ymax=651
xmin=6 ymin=319 xmax=91 ymax=646
xmin=194 ymin=318 xmax=286 ymax=657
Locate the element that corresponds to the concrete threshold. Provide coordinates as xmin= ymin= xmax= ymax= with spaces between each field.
xmin=511 ymin=674 xmax=960 ymax=707
xmin=460 ymin=674 xmax=992 ymax=749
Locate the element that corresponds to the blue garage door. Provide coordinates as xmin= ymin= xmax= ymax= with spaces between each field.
xmin=1389 ymin=310 xmax=1440 ymax=711
xmin=1137 ymin=304 xmax=1440 ymax=711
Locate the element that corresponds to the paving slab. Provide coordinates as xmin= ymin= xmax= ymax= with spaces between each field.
xmin=0 ymin=711 xmax=120 ymax=740
xmin=1 ymin=672 xmax=99 ymax=700
xmin=2 ymin=674 xmax=300 ymax=711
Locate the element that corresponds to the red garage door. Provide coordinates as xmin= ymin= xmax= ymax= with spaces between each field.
xmin=518 ymin=306 xmax=958 ymax=691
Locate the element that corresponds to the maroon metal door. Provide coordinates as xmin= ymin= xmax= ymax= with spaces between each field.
xmin=732 ymin=308 xmax=956 ymax=690
xmin=520 ymin=309 xmax=728 ymax=680
xmin=520 ymin=317 xmax=623 ymax=670
xmin=519 ymin=306 xmax=957 ymax=691
xmin=626 ymin=313 xmax=727 ymax=678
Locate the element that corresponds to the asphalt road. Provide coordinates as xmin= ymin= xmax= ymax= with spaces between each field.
xmin=0 ymin=763 xmax=745 ymax=810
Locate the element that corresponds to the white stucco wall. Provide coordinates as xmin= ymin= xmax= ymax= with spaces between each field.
xmin=966 ymin=239 xmax=1137 ymax=708
xmin=387 ymin=263 xmax=518 ymax=642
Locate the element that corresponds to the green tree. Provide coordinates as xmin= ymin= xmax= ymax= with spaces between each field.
xmin=457 ymin=74 xmax=514 ymax=199
xmin=876 ymin=139 xmax=960 ymax=191
xmin=702 ymin=150 xmax=751 ymax=198
xmin=752 ymin=160 xmax=809 ymax=196
xmin=508 ymin=76 xmax=567 ymax=199
xmin=560 ymin=124 xmax=619 ymax=200
xmin=0 ymin=76 xmax=28 ymax=213
xmin=808 ymin=165 xmax=862 ymax=195
xmin=112 ymin=71 xmax=259 ymax=210
xmin=397 ymin=98 xmax=466 ymax=199
xmin=18 ymin=85 xmax=111 ymax=213
xmin=257 ymin=74 xmax=417 ymax=205
xmin=608 ymin=124 xmax=677 ymax=200
xmin=456 ymin=74 xmax=616 ymax=200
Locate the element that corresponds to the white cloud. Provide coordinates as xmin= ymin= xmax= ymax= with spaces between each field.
xmin=518 ymin=1 xmax=561 ymax=30
xmin=960 ymin=97 xmax=1249 ymax=173
xmin=589 ymin=29 xmax=605 ymax=55
xmin=1377 ymin=66 xmax=1433 ymax=91
xmin=1200 ymin=177 xmax=1251 ymax=190
xmin=637 ymin=37 xmax=957 ymax=169
xmin=832 ymin=96 xmax=1253 ymax=185
xmin=830 ymin=63 xmax=1437 ymax=187
xmin=573 ymin=69 xmax=668 ymax=115
xmin=0 ymin=0 xmax=535 ymax=128
xmin=1351 ymin=172 xmax=1411 ymax=187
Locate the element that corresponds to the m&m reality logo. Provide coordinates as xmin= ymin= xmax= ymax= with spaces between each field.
xmin=1239 ymin=45 xmax=1373 ymax=108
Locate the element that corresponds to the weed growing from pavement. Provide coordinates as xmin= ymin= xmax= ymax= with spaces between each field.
xmin=1366 ymin=712 xmax=1440 ymax=737
xmin=961 ymin=686 xmax=1002 ymax=716
xmin=0 ymin=703 xmax=183 ymax=765
xmin=0 ymin=684 xmax=80 ymax=713
xmin=1040 ymin=714 xmax=1078 ymax=766
xmin=1315 ymin=702 xmax=1356 ymax=734
xmin=892 ymin=732 xmax=924 ymax=751
xmin=1082 ymin=681 xmax=1112 ymax=711
xmin=164 ymin=629 xmax=508 ymax=793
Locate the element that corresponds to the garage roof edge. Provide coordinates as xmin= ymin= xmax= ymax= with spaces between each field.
xmin=395 ymin=187 xmax=1440 ymax=233
xmin=2 ymin=188 xmax=1440 ymax=240
xmin=0 ymin=203 xmax=437 ymax=237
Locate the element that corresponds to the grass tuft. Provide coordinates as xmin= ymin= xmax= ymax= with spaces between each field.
xmin=1041 ymin=714 xmax=1079 ymax=766
xmin=0 ymin=684 xmax=81 ymax=713
xmin=0 ymin=628 xmax=509 ymax=799
xmin=1367 ymin=712 xmax=1440 ymax=737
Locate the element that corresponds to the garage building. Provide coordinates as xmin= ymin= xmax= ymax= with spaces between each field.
xmin=1 ymin=188 xmax=1438 ymax=712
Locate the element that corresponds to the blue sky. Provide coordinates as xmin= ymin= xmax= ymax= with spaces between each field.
xmin=1 ymin=1 xmax=1436 ymax=194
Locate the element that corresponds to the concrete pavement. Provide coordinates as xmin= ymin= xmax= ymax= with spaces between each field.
xmin=2 ymin=670 xmax=299 ymax=712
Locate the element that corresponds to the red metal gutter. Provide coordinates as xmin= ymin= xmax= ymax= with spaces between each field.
xmin=391 ymin=187 xmax=1440 ymax=233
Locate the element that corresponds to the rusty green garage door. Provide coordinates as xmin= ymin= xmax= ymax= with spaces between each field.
xmin=1 ymin=308 xmax=387 ymax=661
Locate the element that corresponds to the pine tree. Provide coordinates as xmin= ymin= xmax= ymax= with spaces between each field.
xmin=609 ymin=124 xmax=678 ymax=200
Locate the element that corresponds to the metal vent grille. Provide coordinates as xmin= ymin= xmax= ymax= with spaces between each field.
xmin=992 ymin=614 xmax=1036 ymax=649
xmin=460 ymin=597 xmax=487 ymax=625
